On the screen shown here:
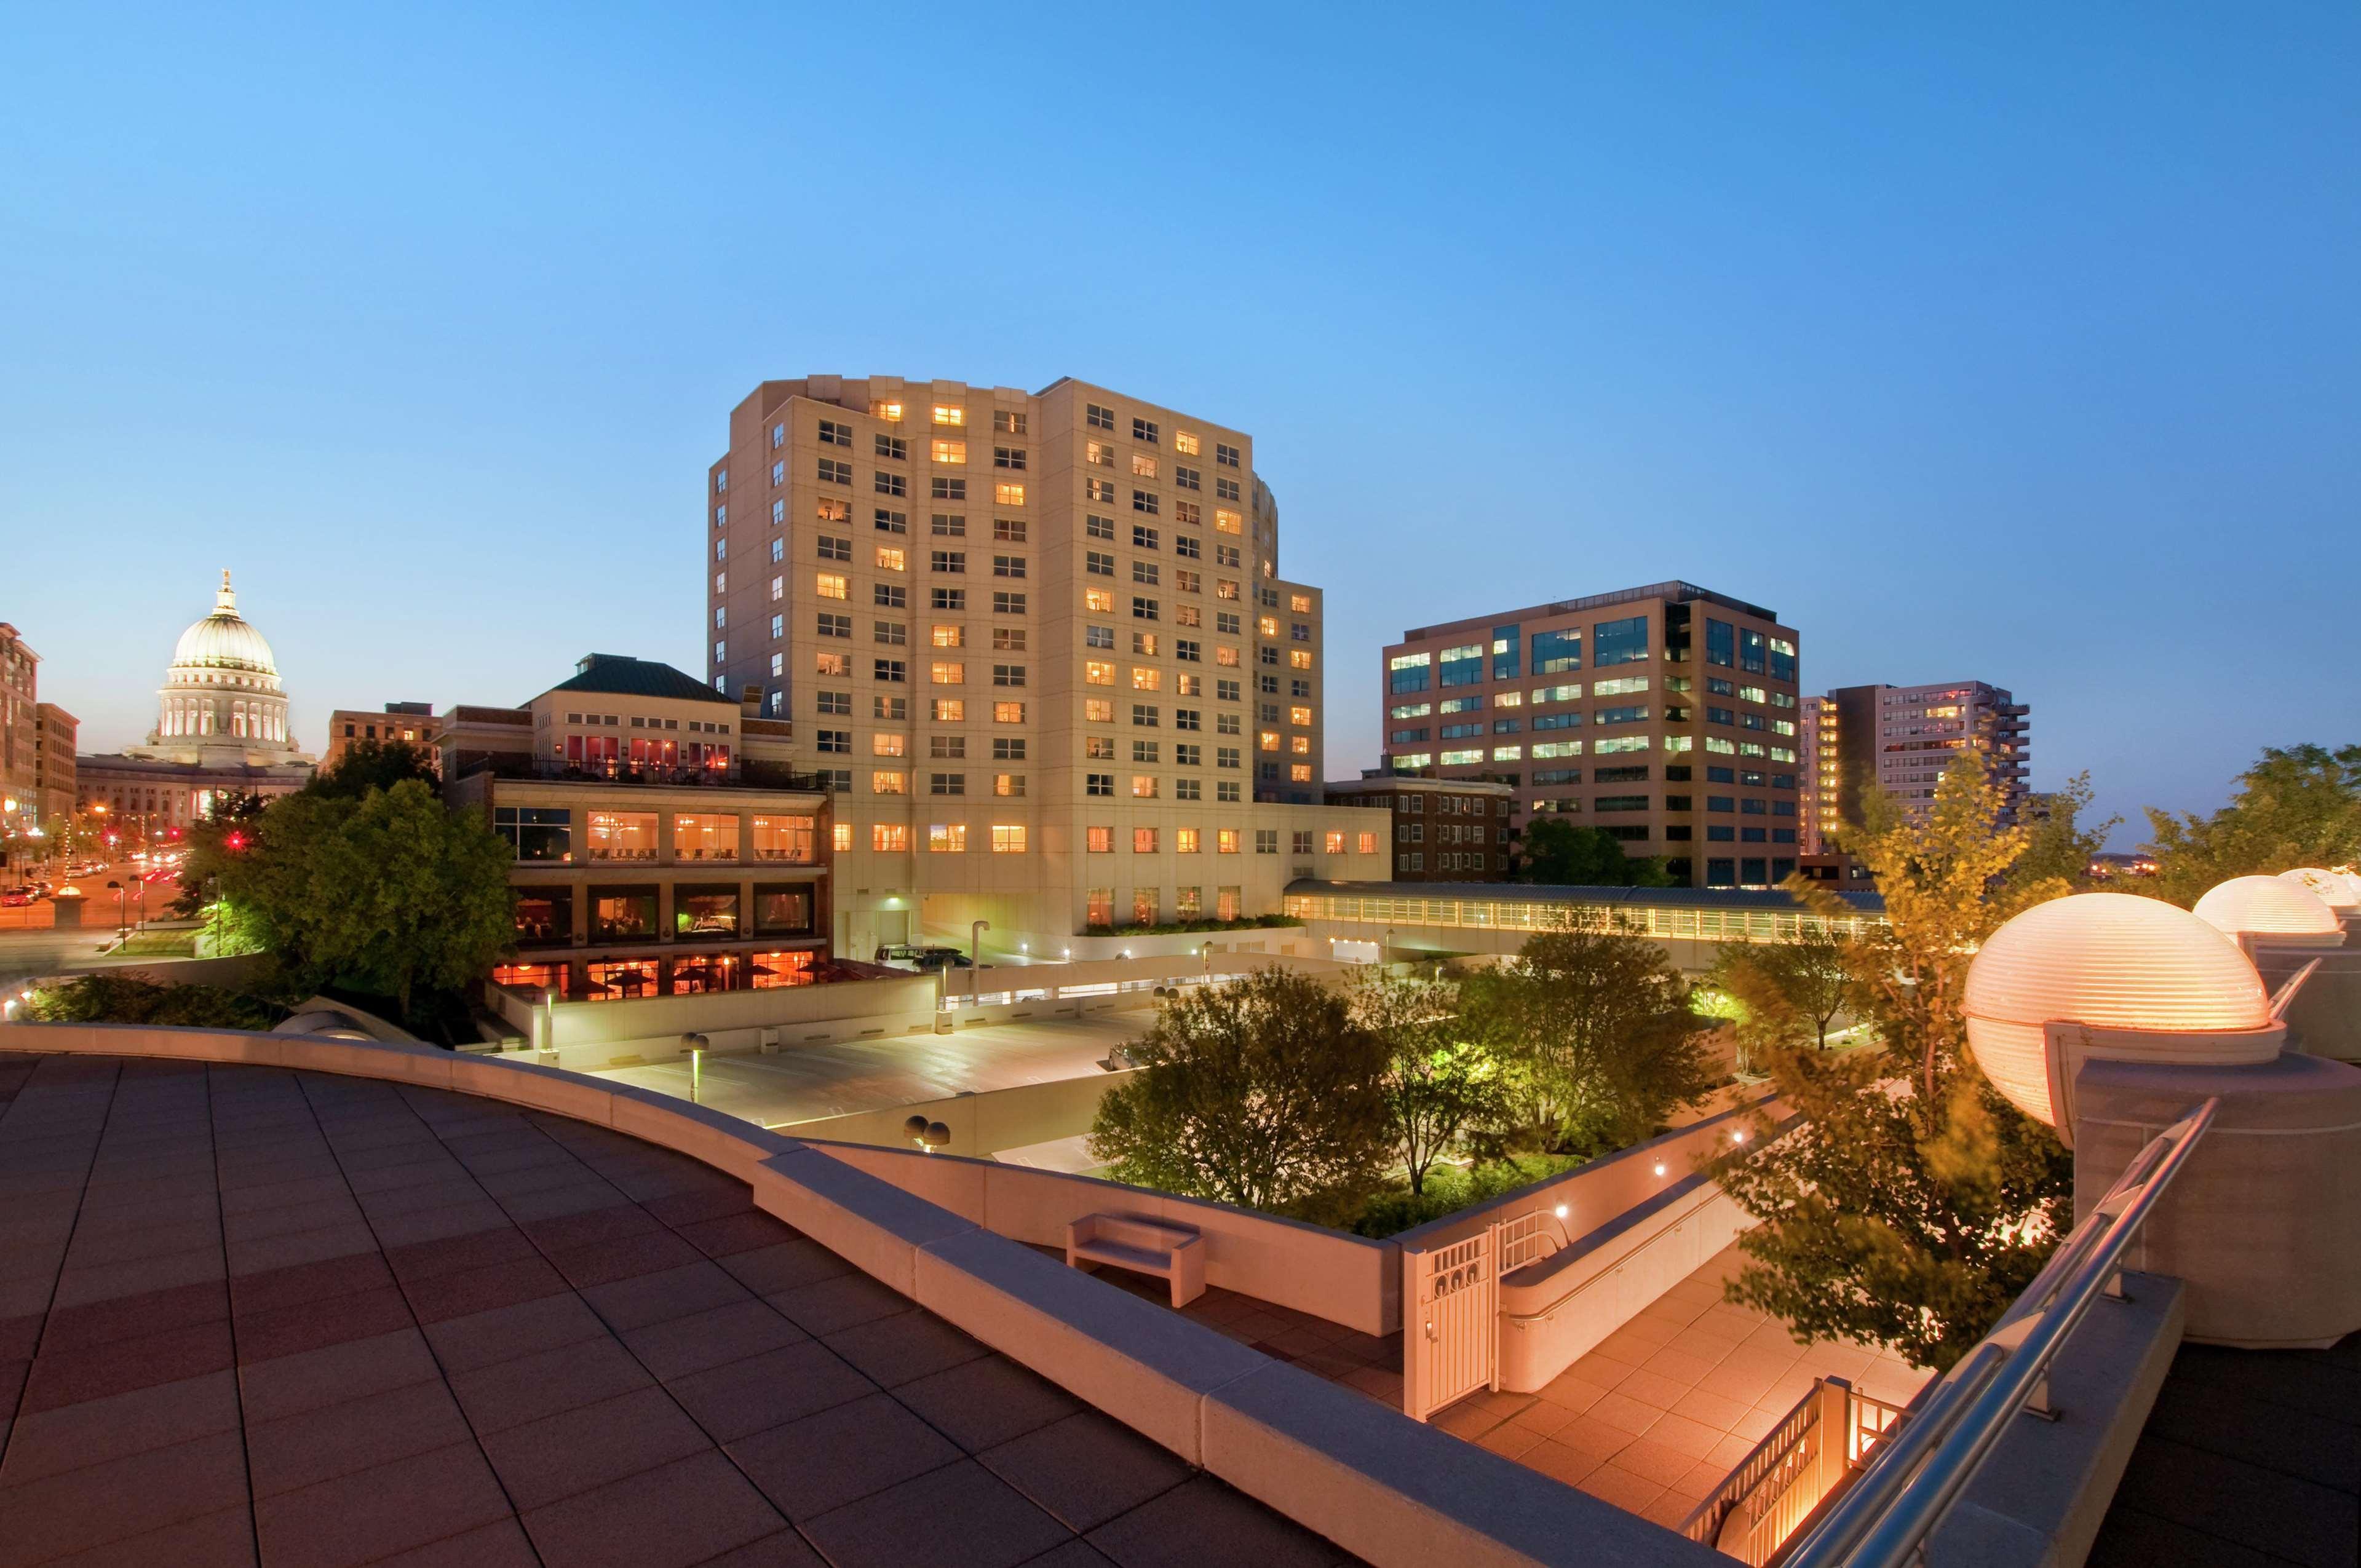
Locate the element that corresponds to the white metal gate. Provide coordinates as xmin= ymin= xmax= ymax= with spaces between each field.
xmin=1403 ymin=1227 xmax=1497 ymax=1420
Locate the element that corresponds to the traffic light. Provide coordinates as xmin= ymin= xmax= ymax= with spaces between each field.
xmin=225 ymin=832 xmax=247 ymax=852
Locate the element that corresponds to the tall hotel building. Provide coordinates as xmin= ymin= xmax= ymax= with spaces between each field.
xmin=707 ymin=376 xmax=1362 ymax=958
xmin=1379 ymin=584 xmax=1803 ymax=889
xmin=1814 ymin=680 xmax=2031 ymax=836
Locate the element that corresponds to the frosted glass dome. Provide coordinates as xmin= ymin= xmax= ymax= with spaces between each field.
xmin=2279 ymin=868 xmax=2360 ymax=913
xmin=1964 ymin=893 xmax=2272 ymax=1128
xmin=2194 ymin=876 xmax=2346 ymax=945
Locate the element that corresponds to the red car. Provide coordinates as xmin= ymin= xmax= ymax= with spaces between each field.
xmin=0 ymin=888 xmax=34 ymax=907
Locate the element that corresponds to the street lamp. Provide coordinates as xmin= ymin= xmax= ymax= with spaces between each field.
xmin=105 ymin=879 xmax=125 ymax=940
xmin=969 ymin=919 xmax=990 ymax=1002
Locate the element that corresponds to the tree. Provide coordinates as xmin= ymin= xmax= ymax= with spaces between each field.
xmin=313 ymin=738 xmax=442 ymax=801
xmin=169 ymin=778 xmax=515 ymax=1031
xmin=1461 ymin=925 xmax=1716 ymax=1151
xmin=1089 ymin=967 xmax=1390 ymax=1219
xmin=1709 ymin=751 xmax=2074 ymax=1370
xmin=2143 ymin=744 xmax=2361 ymax=907
xmin=1516 ymin=818 xmax=1673 ymax=888
xmin=1712 ymin=927 xmax=1863 ymax=1056
xmin=1999 ymin=772 xmax=2117 ymax=912
xmin=301 ymin=780 xmax=517 ymax=1019
xmin=1349 ymin=968 xmax=1508 ymax=1195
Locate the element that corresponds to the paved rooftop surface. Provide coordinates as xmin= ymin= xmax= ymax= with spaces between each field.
xmin=1426 ymin=1243 xmax=1929 ymax=1532
xmin=0 ymin=1051 xmax=1360 ymax=1567
xmin=591 ymin=1013 xmax=1148 ymax=1130
xmin=2089 ymin=1332 xmax=2361 ymax=1567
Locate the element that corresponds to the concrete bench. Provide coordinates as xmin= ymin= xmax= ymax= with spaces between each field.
xmin=1066 ymin=1212 xmax=1206 ymax=1309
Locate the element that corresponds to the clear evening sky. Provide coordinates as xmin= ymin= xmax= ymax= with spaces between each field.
xmin=4 ymin=4 xmax=2354 ymax=845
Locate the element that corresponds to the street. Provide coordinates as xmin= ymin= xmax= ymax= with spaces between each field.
xmin=0 ymin=850 xmax=184 ymax=932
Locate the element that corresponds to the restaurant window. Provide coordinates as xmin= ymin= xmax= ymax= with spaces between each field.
xmin=494 ymin=806 xmax=571 ymax=862
xmin=586 ymin=812 xmax=658 ymax=861
xmin=512 ymin=888 xmax=572 ymax=948
xmin=675 ymin=885 xmax=740 ymax=936
xmin=673 ymin=814 xmax=739 ymax=861
xmin=585 ymin=958 xmax=659 ymax=1002
xmin=751 ymin=815 xmax=815 ymax=863
xmin=753 ymin=885 xmax=815 ymax=936
xmin=1086 ymin=887 xmax=1114 ymax=927
xmin=590 ymin=889 xmax=658 ymax=941
xmin=752 ymin=950 xmax=817 ymax=989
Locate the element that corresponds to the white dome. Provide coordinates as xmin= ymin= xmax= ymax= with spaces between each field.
xmin=169 ymin=572 xmax=279 ymax=678
xmin=2279 ymin=868 xmax=2360 ymax=913
xmin=2196 ymin=875 xmax=2345 ymax=944
xmin=1964 ymin=893 xmax=2272 ymax=1128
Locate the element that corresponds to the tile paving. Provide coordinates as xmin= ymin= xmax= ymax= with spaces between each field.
xmin=0 ymin=1051 xmax=1362 ymax=1567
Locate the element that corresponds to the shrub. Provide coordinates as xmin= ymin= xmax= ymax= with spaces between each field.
xmin=27 ymin=974 xmax=285 ymax=1031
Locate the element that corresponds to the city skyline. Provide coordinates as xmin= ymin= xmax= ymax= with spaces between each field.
xmin=7 ymin=6 xmax=2358 ymax=847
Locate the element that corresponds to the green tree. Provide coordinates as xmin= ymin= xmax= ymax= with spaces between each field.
xmin=1710 ymin=751 xmax=2074 ymax=1371
xmin=301 ymin=780 xmax=516 ymax=1018
xmin=1712 ymin=927 xmax=1863 ymax=1056
xmin=1089 ymin=967 xmax=1390 ymax=1218
xmin=1515 ymin=818 xmax=1673 ymax=887
xmin=1461 ymin=925 xmax=1715 ymax=1151
xmin=2000 ymin=772 xmax=2118 ymax=911
xmin=313 ymin=738 xmax=442 ymax=801
xmin=1348 ymin=968 xmax=1508 ymax=1195
xmin=2143 ymin=743 xmax=2361 ymax=907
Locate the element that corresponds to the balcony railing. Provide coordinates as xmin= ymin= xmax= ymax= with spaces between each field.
xmin=1768 ymin=1098 xmax=2219 ymax=1568
xmin=461 ymin=757 xmax=834 ymax=793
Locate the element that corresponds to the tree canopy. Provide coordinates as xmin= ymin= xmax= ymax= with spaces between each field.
xmin=1710 ymin=750 xmax=2073 ymax=1370
xmin=1347 ymin=968 xmax=1508 ymax=1196
xmin=1461 ymin=925 xmax=1716 ymax=1151
xmin=1089 ymin=967 xmax=1391 ymax=1219
xmin=2143 ymin=743 xmax=2361 ymax=907
xmin=1515 ymin=818 xmax=1673 ymax=887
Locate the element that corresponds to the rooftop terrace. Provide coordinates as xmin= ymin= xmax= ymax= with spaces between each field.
xmin=0 ymin=1051 xmax=1362 ymax=1567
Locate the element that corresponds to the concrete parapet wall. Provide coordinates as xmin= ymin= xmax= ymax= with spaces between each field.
xmin=0 ymin=1018 xmax=1718 ymax=1568
xmin=779 ymin=1069 xmax=1137 ymax=1157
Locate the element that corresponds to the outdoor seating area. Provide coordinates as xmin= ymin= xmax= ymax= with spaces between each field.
xmin=490 ymin=949 xmax=822 ymax=1003
xmin=1066 ymin=1213 xmax=1207 ymax=1309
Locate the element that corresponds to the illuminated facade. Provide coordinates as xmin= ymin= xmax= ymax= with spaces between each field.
xmin=1 ymin=624 xmax=44 ymax=839
xmin=704 ymin=376 xmax=1366 ymax=957
xmin=324 ymin=702 xmax=443 ymax=772
xmin=1820 ymin=679 xmax=2029 ymax=830
xmin=1379 ymin=582 xmax=1802 ymax=889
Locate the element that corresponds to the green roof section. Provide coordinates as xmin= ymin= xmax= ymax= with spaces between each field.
xmin=543 ymin=653 xmax=737 ymax=705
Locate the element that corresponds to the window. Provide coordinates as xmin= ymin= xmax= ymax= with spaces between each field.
xmin=872 ymin=823 xmax=908 ymax=852
xmin=1086 ymin=477 xmax=1116 ymax=504
xmin=771 ymin=538 xmax=785 ymax=563
xmin=1173 ymin=465 xmax=1200 ymax=491
xmin=1132 ymin=777 xmax=1159 ymax=800
xmin=1132 ymin=703 xmax=1160 ymax=727
xmin=870 ymin=401 xmax=903 ymax=422
xmin=1133 ymin=596 xmax=1159 ymax=621
xmin=874 ymin=620 xmax=907 ymax=646
xmin=932 ymin=477 xmax=966 ymax=501
xmin=991 ymin=627 xmax=1026 ymax=652
xmin=927 ymin=823 xmax=967 ymax=852
xmin=1215 ymin=441 xmax=1240 ymax=467
xmin=928 ymin=772 xmax=965 ymax=796
xmin=1087 ymin=402 xmax=1115 ymax=430
xmin=928 ymin=734 xmax=964 ymax=759
xmin=1705 ymin=619 xmax=1735 ymax=668
xmin=931 ymin=512 xmax=966 ymax=537
xmin=817 ymin=457 xmax=851 ymax=485
xmin=992 ymin=591 xmax=1026 ymax=615
xmin=1214 ymin=508 xmax=1242 ymax=534
xmin=873 ymin=584 xmax=905 ymax=609
xmin=994 ymin=482 xmax=1025 ymax=505
xmin=1215 ymin=475 xmax=1241 ymax=502
xmin=1133 ymin=561 xmax=1159 ymax=587
xmin=875 ymin=507 xmax=907 ymax=534
xmin=1132 ymin=488 xmax=1158 ymax=515
xmin=992 ymin=554 xmax=1026 ymax=578
xmin=1132 ymin=740 xmax=1159 ymax=764
xmin=932 ymin=405 xmax=964 ymax=427
xmin=991 ymin=664 xmax=1026 ymax=687
xmin=874 ymin=658 xmax=907 ymax=682
xmin=875 ymin=470 xmax=907 ymax=497
xmin=932 ymin=587 xmax=966 ymax=611
xmin=1085 ymin=550 xmax=1115 ymax=577
xmin=931 ymin=624 xmax=964 ymax=649
xmin=930 ymin=660 xmax=965 ymax=684
xmin=875 ymin=433 xmax=907 ymax=461
xmin=993 ymin=409 xmax=1027 ymax=435
xmin=817 ymin=612 xmax=851 ymax=638
xmin=1133 ymin=827 xmax=1160 ymax=855
xmin=817 ymin=419 xmax=852 ymax=447
xmin=991 ymin=825 xmax=1026 ymax=853
xmin=1087 ymin=774 xmax=1114 ymax=798
xmin=1132 ymin=453 xmax=1159 ymax=479
xmin=871 ymin=769 xmax=906 ymax=793
xmin=931 ymin=438 xmax=966 ymax=465
xmin=931 ymin=550 xmax=965 ymax=572
xmin=817 ymin=534 xmax=850 ymax=562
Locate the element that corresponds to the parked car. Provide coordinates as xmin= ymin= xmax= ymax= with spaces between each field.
xmin=873 ymin=943 xmax=974 ymax=973
xmin=0 ymin=887 xmax=34 ymax=908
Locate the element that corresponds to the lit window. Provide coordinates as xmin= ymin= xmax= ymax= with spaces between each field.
xmin=994 ymin=483 xmax=1025 ymax=505
xmin=1324 ymin=831 xmax=1345 ymax=854
xmin=928 ymin=823 xmax=967 ymax=852
xmin=1175 ymin=430 xmax=1199 ymax=456
xmin=931 ymin=624 xmax=964 ymax=648
xmin=1131 ymin=667 xmax=1162 ymax=692
xmin=1290 ymin=705 xmax=1312 ymax=726
xmin=1217 ymin=829 xmax=1240 ymax=853
xmin=1085 ymin=588 xmax=1114 ymax=613
xmin=931 ymin=661 xmax=965 ymax=684
xmin=871 ymin=770 xmax=905 ymax=793
xmin=1133 ymin=826 xmax=1159 ymax=852
xmin=931 ymin=439 xmax=966 ymax=464
xmin=1088 ymin=826 xmax=1113 ymax=852
xmin=932 ymin=698 xmax=965 ymax=722
xmin=1259 ymin=731 xmax=1280 ymax=751
xmin=876 ymin=547 xmax=905 ymax=571
xmin=1215 ymin=509 xmax=1242 ymax=534
xmin=1085 ymin=660 xmax=1114 ymax=686
xmin=1177 ymin=828 xmax=1200 ymax=854
xmin=815 ymin=574 xmax=847 ymax=600
xmin=991 ymin=825 xmax=1027 ymax=853
xmin=872 ymin=734 xmax=905 ymax=757
xmin=932 ymin=405 xmax=964 ymax=426
xmin=1291 ymin=594 xmax=1311 ymax=613
xmin=1132 ymin=777 xmax=1159 ymax=800
xmin=871 ymin=400 xmax=903 ymax=421
xmin=871 ymin=823 xmax=907 ymax=851
xmin=1132 ymin=453 xmax=1159 ymax=479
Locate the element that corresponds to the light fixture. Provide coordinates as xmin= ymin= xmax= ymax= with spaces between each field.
xmin=1653 ymin=1163 xmax=1667 ymax=1177
xmin=1553 ymin=1204 xmax=1568 ymax=1220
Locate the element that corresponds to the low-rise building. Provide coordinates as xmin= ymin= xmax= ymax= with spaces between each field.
xmin=440 ymin=654 xmax=836 ymax=1001
xmin=1324 ymin=772 xmax=1513 ymax=881
xmin=32 ymin=702 xmax=76 ymax=831
xmin=324 ymin=702 xmax=442 ymax=770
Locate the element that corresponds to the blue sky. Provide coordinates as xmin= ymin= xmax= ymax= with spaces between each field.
xmin=4 ymin=3 xmax=2354 ymax=844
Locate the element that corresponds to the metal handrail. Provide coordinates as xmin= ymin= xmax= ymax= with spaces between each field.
xmin=1782 ymin=1097 xmax=2218 ymax=1568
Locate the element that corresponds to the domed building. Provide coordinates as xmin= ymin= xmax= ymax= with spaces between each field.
xmin=76 ymin=570 xmax=317 ymax=837
xmin=130 ymin=571 xmax=310 ymax=767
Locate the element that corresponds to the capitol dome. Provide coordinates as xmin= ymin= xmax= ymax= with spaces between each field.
xmin=128 ymin=570 xmax=311 ymax=766
xmin=1964 ymin=893 xmax=2277 ymax=1130
xmin=2279 ymin=868 xmax=2360 ymax=913
xmin=170 ymin=574 xmax=280 ymax=676
xmin=2194 ymin=876 xmax=2346 ymax=947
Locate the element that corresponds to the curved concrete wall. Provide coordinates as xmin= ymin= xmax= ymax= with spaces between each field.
xmin=0 ymin=1018 xmax=1721 ymax=1568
